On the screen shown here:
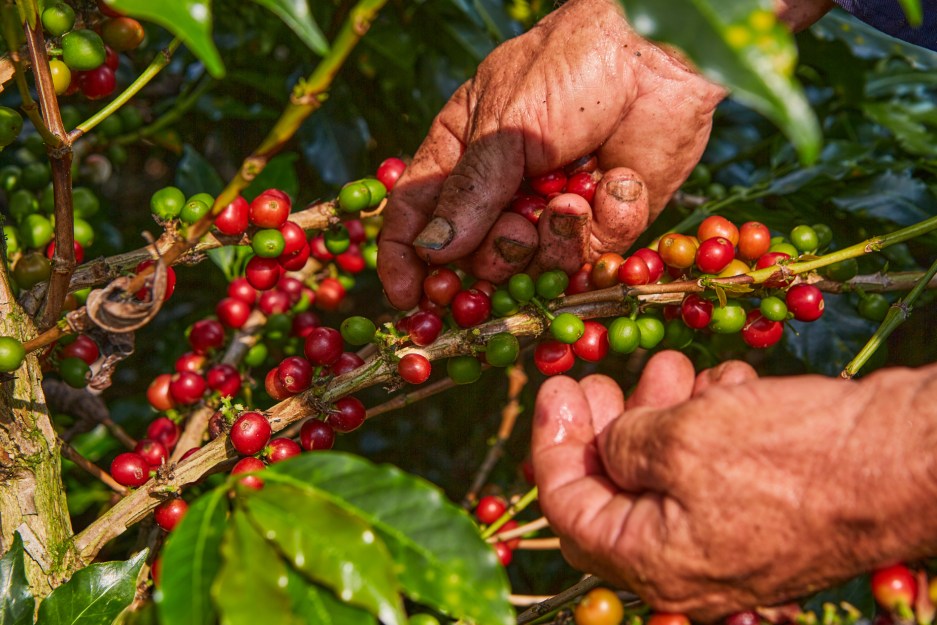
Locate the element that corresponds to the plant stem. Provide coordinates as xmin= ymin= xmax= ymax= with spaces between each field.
xmin=60 ymin=440 xmax=128 ymax=495
xmin=481 ymin=486 xmax=538 ymax=539
xmin=70 ymin=38 xmax=181 ymax=140
xmin=841 ymin=256 xmax=937 ymax=378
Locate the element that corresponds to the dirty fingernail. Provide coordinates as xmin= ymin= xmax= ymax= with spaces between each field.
xmin=606 ymin=178 xmax=643 ymax=202
xmin=549 ymin=212 xmax=587 ymax=238
xmin=414 ymin=217 xmax=454 ymax=250
xmin=494 ymin=237 xmax=536 ymax=263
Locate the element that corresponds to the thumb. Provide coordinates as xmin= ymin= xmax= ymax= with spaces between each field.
xmin=414 ymin=132 xmax=525 ymax=264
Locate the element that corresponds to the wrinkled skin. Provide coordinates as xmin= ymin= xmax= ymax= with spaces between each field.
xmin=532 ymin=352 xmax=937 ymax=622
xmin=377 ymin=0 xmax=725 ymax=309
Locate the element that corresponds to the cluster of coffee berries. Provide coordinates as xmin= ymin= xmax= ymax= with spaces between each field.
xmin=43 ymin=1 xmax=145 ymax=99
xmin=473 ymin=495 xmax=521 ymax=566
xmin=508 ymin=155 xmax=599 ymax=224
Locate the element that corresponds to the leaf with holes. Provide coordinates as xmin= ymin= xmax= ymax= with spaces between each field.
xmin=266 ymin=453 xmax=514 ymax=625
xmin=619 ymin=0 xmax=820 ymax=163
xmin=36 ymin=549 xmax=146 ymax=625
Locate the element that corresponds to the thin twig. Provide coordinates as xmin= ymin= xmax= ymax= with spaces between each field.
xmin=464 ymin=364 xmax=528 ymax=508
xmin=515 ymin=538 xmax=561 ymax=550
xmin=516 ymin=577 xmax=605 ymax=625
xmin=45 ymin=379 xmax=136 ymax=448
xmin=60 ymin=440 xmax=128 ymax=495
xmin=365 ymin=375 xmax=459 ymax=419
xmin=486 ymin=516 xmax=549 ymax=543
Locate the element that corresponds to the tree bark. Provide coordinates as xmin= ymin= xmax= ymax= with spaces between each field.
xmin=0 ymin=259 xmax=77 ymax=597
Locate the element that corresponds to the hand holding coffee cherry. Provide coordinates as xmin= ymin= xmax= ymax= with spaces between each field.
xmin=532 ymin=351 xmax=937 ymax=621
xmin=377 ymin=0 xmax=726 ymax=309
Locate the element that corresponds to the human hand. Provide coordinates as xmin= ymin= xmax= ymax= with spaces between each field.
xmin=532 ymin=352 xmax=937 ymax=621
xmin=377 ymin=0 xmax=725 ymax=309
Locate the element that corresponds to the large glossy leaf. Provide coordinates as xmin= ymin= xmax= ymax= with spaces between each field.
xmin=862 ymin=102 xmax=937 ymax=158
xmin=831 ymin=170 xmax=937 ymax=226
xmin=284 ymin=567 xmax=377 ymax=625
xmin=176 ymin=144 xmax=225 ymax=199
xmin=156 ymin=487 xmax=228 ymax=625
xmin=36 ymin=549 xmax=147 ymax=625
xmin=267 ymin=453 xmax=515 ymax=625
xmin=212 ymin=510 xmax=300 ymax=625
xmin=1 ymin=533 xmax=34 ymax=625
xmin=620 ymin=0 xmax=820 ymax=163
xmin=242 ymin=483 xmax=405 ymax=625
xmin=251 ymin=0 xmax=328 ymax=55
xmin=811 ymin=11 xmax=937 ymax=70
xmin=104 ymin=0 xmax=224 ymax=77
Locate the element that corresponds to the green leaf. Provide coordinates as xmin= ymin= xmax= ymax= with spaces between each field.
xmin=285 ymin=567 xmax=377 ymax=625
xmin=103 ymin=0 xmax=225 ymax=77
xmin=862 ymin=102 xmax=937 ymax=158
xmin=176 ymin=144 xmax=224 ymax=199
xmin=242 ymin=483 xmax=406 ymax=625
xmin=157 ymin=488 xmax=228 ymax=625
xmin=212 ymin=510 xmax=300 ymax=625
xmin=266 ymin=453 xmax=514 ymax=625
xmin=36 ymin=549 xmax=147 ymax=625
xmin=1 ymin=533 xmax=35 ymax=625
xmin=620 ymin=0 xmax=821 ymax=163
xmin=783 ymin=294 xmax=879 ymax=376
xmin=250 ymin=0 xmax=329 ymax=55
xmin=207 ymin=246 xmax=253 ymax=283
xmin=897 ymin=0 xmax=922 ymax=27
xmin=243 ymin=153 xmax=300 ymax=203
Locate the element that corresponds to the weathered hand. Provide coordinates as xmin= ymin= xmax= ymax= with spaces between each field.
xmin=532 ymin=352 xmax=937 ymax=621
xmin=377 ymin=0 xmax=725 ymax=309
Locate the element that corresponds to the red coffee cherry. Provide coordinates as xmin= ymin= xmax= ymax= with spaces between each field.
xmin=330 ymin=352 xmax=365 ymax=375
xmin=633 ymin=248 xmax=665 ymax=283
xmin=423 ymin=267 xmax=462 ymax=306
xmin=565 ymin=171 xmax=598 ymax=203
xmin=258 ymin=289 xmax=291 ymax=315
xmin=572 ymin=320 xmax=609 ymax=363
xmin=681 ymin=294 xmax=714 ymax=329
xmin=168 ymin=371 xmax=206 ymax=405
xmin=300 ymin=419 xmax=335 ymax=451
xmin=493 ymin=542 xmax=513 ymax=566
xmin=534 ymin=340 xmax=575 ymax=376
xmin=134 ymin=260 xmax=176 ymax=302
xmin=785 ymin=284 xmax=824 ymax=322
xmin=315 ymin=277 xmax=346 ymax=311
xmin=407 ymin=311 xmax=443 ymax=347
xmin=154 ymin=498 xmax=188 ymax=531
xmin=245 ymin=256 xmax=282 ymax=291
xmin=216 ymin=297 xmax=251 ymax=329
xmin=206 ymin=363 xmax=241 ymax=398
xmin=174 ymin=351 xmax=206 ymax=374
xmin=214 ymin=196 xmax=249 ymax=236
xmin=304 ymin=327 xmax=344 ymax=366
xmin=110 ymin=452 xmax=150 ymax=487
xmin=475 ymin=495 xmax=507 ymax=524
xmin=188 ymin=319 xmax=225 ymax=354
xmin=291 ymin=311 xmax=321 ymax=338
xmin=249 ymin=190 xmax=291 ymax=228
xmin=134 ymin=438 xmax=167 ymax=467
xmin=510 ymin=193 xmax=546 ymax=225
xmin=618 ymin=255 xmax=650 ymax=286
xmin=326 ymin=396 xmax=366 ymax=433
xmin=147 ymin=416 xmax=180 ymax=450
xmin=231 ymin=456 xmax=265 ymax=490
xmin=871 ymin=564 xmax=917 ymax=612
xmin=265 ymin=437 xmax=302 ymax=464
xmin=755 ymin=252 xmax=793 ymax=288
xmin=697 ymin=215 xmax=740 ymax=245
xmin=738 ymin=221 xmax=771 ymax=260
xmin=741 ymin=310 xmax=784 ymax=349
xmin=230 ymin=411 xmax=272 ymax=456
xmin=265 ymin=368 xmax=292 ymax=401
xmin=529 ymin=169 xmax=567 ymax=196
xmin=61 ymin=334 xmax=99 ymax=365
xmin=277 ymin=356 xmax=313 ymax=393
xmin=227 ymin=277 xmax=257 ymax=305
xmin=451 ymin=289 xmax=491 ymax=328
xmin=376 ymin=157 xmax=406 ymax=191
xmin=398 ymin=353 xmax=431 ymax=384
xmin=695 ymin=237 xmax=735 ymax=274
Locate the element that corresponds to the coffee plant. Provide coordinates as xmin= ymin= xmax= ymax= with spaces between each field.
xmin=1 ymin=0 xmax=936 ymax=624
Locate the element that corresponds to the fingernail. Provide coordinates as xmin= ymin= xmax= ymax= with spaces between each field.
xmin=494 ymin=237 xmax=535 ymax=263
xmin=414 ymin=217 xmax=454 ymax=250
xmin=549 ymin=212 xmax=587 ymax=238
xmin=606 ymin=177 xmax=643 ymax=202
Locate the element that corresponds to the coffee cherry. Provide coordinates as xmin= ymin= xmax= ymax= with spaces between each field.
xmin=245 ymin=256 xmax=282 ymax=290
xmin=607 ymin=317 xmax=640 ymax=354
xmin=636 ymin=316 xmax=666 ymax=350
xmin=49 ymin=59 xmax=72 ymax=95
xmin=658 ymin=233 xmax=697 ymax=269
xmin=398 ymin=353 xmax=431 ymax=384
xmin=207 ymin=363 xmax=241 ymax=397
xmin=485 ymin=332 xmax=520 ymax=367
xmin=79 ymin=65 xmax=116 ymax=100
xmin=790 ymin=225 xmax=819 ymax=253
xmin=872 ymin=564 xmax=917 ymax=613
xmin=770 ymin=241 xmax=799 ymax=259
xmin=647 ymin=614 xmax=691 ymax=625
xmin=265 ymin=368 xmax=291 ymax=401
xmin=755 ymin=252 xmax=793 ymax=288
xmin=534 ymin=340 xmax=575 ymax=376
xmin=100 ymin=17 xmax=144 ymax=52
xmin=133 ymin=260 xmax=177 ymax=302
xmin=340 ymin=316 xmax=376 ymax=346
xmin=110 ymin=452 xmax=150 ymax=487
xmin=423 ymin=267 xmax=461 ymax=306
xmin=452 ymin=289 xmax=492 ymax=328
xmin=550 ymin=312 xmax=585 ymax=344
xmin=62 ymin=30 xmax=106 ymax=71
xmin=326 ymin=397 xmax=366 ymax=433
xmin=252 ymin=229 xmax=286 ymax=258
xmin=709 ymin=303 xmax=747 ymax=334
xmin=376 ymin=157 xmax=406 ymax=191
xmin=565 ymin=171 xmax=598 ymax=202
xmin=0 ymin=337 xmax=25 ymax=373
xmin=695 ymin=237 xmax=735 ymax=274
xmin=633 ymin=248 xmax=665 ymax=283
xmin=331 ymin=352 xmax=365 ymax=376
xmin=738 ymin=221 xmax=771 ymax=260
xmin=698 ymin=215 xmax=739 ymax=245
xmin=725 ymin=611 xmax=760 ymax=625
xmin=61 ymin=335 xmax=99 ymax=365
xmin=681 ymin=294 xmax=714 ymax=329
xmin=338 ymin=181 xmax=371 ymax=213
xmin=785 ymin=284 xmax=824 ymax=322
xmin=258 ymin=289 xmax=291 ymax=316
xmin=567 ymin=265 xmax=594 ymax=295
xmin=858 ymin=293 xmax=889 ymax=322
xmin=46 ymin=240 xmax=85 ymax=265
xmin=574 ymin=587 xmax=624 ymax=625
xmin=230 ymin=412 xmax=272 ymax=456
xmin=42 ymin=3 xmax=76 ymax=36
xmin=304 ymin=327 xmax=344 ymax=366
xmin=300 ymin=419 xmax=335 ymax=451
xmin=511 ymin=194 xmax=546 ymax=224
xmin=759 ymin=296 xmax=788 ymax=322
xmin=573 ymin=320 xmax=609 ymax=362
xmin=231 ymin=456 xmax=265 ymax=490
xmin=169 ymin=371 xmax=206 ymax=405
xmin=618 ymin=255 xmax=650 ymax=286
xmin=265 ymin=438 xmax=302 ymax=464
xmin=447 ymin=356 xmax=482 ymax=385
xmin=508 ymin=273 xmax=536 ymax=304
xmin=249 ymin=191 xmax=291 ymax=228
xmin=536 ymin=270 xmax=569 ymax=300
xmin=147 ymin=416 xmax=180 ymax=450
xmin=215 ymin=196 xmax=249 ymax=235
xmin=189 ymin=319 xmax=225 ymax=354
xmin=134 ymin=439 xmax=168 ymax=467
xmin=315 ymin=277 xmax=345 ymax=311
xmin=0 ymin=108 xmax=23 ymax=149
xmin=175 ymin=352 xmax=206 ymax=374
xmin=154 ymin=498 xmax=188 ymax=532
xmin=216 ymin=297 xmax=251 ymax=329
xmin=529 ymin=169 xmax=566 ymax=196
xmin=741 ymin=310 xmax=783 ymax=348
xmin=279 ymin=242 xmax=311 ymax=271
xmin=821 ymin=258 xmax=858 ymax=282
xmin=277 ymin=356 xmax=313 ymax=393
xmin=475 ymin=495 xmax=507 ymax=524
xmin=493 ymin=541 xmax=513 ymax=566
xmin=59 ymin=357 xmax=89 ymax=388
xmin=592 ymin=253 xmax=624 ymax=289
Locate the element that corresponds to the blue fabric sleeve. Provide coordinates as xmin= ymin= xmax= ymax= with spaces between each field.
xmin=833 ymin=0 xmax=937 ymax=50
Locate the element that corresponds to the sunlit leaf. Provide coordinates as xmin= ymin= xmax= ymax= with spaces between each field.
xmin=251 ymin=0 xmax=329 ymax=55
xmin=285 ymin=567 xmax=377 ymax=625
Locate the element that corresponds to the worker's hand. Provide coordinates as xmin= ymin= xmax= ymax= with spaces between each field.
xmin=532 ymin=352 xmax=937 ymax=621
xmin=377 ymin=0 xmax=724 ymax=309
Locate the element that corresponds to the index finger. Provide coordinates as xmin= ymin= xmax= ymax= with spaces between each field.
xmin=377 ymin=83 xmax=472 ymax=309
